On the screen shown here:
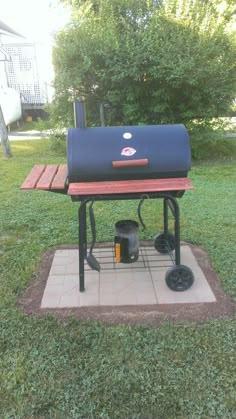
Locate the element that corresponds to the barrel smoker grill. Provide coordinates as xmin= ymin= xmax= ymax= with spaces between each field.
xmin=67 ymin=102 xmax=195 ymax=292
xmin=20 ymin=101 xmax=195 ymax=293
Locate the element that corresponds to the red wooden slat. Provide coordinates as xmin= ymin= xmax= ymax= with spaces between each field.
xmin=68 ymin=178 xmax=194 ymax=196
xmin=51 ymin=164 xmax=68 ymax=189
xmin=36 ymin=165 xmax=59 ymax=190
xmin=20 ymin=165 xmax=46 ymax=190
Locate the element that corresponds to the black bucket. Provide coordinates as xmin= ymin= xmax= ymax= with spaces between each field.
xmin=115 ymin=220 xmax=139 ymax=263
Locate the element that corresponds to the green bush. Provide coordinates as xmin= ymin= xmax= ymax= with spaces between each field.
xmin=187 ymin=118 xmax=236 ymax=161
xmin=53 ymin=0 xmax=236 ymax=126
xmin=34 ymin=104 xmax=67 ymax=155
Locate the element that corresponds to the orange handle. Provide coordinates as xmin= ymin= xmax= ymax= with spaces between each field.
xmin=112 ymin=159 xmax=149 ymax=168
xmin=115 ymin=243 xmax=121 ymax=263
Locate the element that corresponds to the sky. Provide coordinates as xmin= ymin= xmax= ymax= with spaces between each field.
xmin=0 ymin=0 xmax=71 ymax=92
xmin=0 ymin=0 xmax=70 ymax=43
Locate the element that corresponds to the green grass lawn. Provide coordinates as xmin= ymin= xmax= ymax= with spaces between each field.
xmin=0 ymin=140 xmax=236 ymax=418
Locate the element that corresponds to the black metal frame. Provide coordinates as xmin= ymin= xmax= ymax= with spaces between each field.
xmin=73 ymin=191 xmax=181 ymax=292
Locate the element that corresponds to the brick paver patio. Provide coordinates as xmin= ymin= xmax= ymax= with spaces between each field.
xmin=41 ymin=245 xmax=216 ymax=308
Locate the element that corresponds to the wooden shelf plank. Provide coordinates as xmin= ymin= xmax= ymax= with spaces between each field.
xmin=68 ymin=178 xmax=194 ymax=196
xmin=20 ymin=165 xmax=46 ymax=190
xmin=36 ymin=165 xmax=59 ymax=190
xmin=51 ymin=164 xmax=68 ymax=189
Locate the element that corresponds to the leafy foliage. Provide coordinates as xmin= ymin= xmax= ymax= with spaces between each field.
xmin=53 ymin=0 xmax=236 ymax=126
xmin=186 ymin=118 xmax=236 ymax=160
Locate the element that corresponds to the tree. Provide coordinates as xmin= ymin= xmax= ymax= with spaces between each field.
xmin=53 ymin=0 xmax=236 ymax=126
xmin=0 ymin=105 xmax=12 ymax=158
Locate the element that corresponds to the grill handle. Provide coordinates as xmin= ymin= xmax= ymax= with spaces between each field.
xmin=112 ymin=159 xmax=149 ymax=168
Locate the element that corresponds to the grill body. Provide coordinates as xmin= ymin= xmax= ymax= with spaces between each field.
xmin=67 ymin=124 xmax=191 ymax=182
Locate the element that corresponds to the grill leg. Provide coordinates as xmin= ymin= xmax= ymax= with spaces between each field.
xmin=172 ymin=198 xmax=180 ymax=266
xmin=78 ymin=201 xmax=87 ymax=292
xmin=165 ymin=196 xmax=181 ymax=266
xmin=163 ymin=198 xmax=169 ymax=237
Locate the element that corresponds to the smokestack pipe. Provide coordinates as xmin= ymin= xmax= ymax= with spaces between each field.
xmin=74 ymin=101 xmax=86 ymax=129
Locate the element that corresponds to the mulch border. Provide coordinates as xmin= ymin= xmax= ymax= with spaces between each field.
xmin=17 ymin=241 xmax=236 ymax=326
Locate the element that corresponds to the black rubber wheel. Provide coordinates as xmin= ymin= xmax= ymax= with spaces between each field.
xmin=165 ymin=265 xmax=194 ymax=291
xmin=154 ymin=232 xmax=175 ymax=254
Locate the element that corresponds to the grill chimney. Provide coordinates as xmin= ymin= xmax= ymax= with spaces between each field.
xmin=74 ymin=101 xmax=86 ymax=129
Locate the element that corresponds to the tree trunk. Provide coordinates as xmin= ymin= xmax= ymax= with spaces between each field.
xmin=0 ymin=105 xmax=12 ymax=158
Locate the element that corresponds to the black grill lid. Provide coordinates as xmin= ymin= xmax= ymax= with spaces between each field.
xmin=67 ymin=124 xmax=191 ymax=182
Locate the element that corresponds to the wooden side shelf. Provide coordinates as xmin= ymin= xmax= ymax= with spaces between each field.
xmin=20 ymin=164 xmax=68 ymax=191
xmin=21 ymin=166 xmax=193 ymax=196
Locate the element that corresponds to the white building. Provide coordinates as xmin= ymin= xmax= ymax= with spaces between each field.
xmin=0 ymin=19 xmax=52 ymax=123
xmin=0 ymin=20 xmax=22 ymax=126
xmin=2 ymin=42 xmax=52 ymax=108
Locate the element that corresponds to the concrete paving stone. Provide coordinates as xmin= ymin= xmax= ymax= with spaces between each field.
xmin=115 ymin=282 xmax=136 ymax=299
xmin=95 ymin=248 xmax=112 ymax=254
xmin=114 ymin=273 xmax=134 ymax=290
xmin=47 ymin=275 xmax=65 ymax=286
xmin=145 ymin=246 xmax=170 ymax=254
xmin=98 ymin=257 xmax=113 ymax=265
xmin=148 ymin=261 xmax=172 ymax=269
xmin=188 ymin=267 xmax=216 ymax=302
xmin=134 ymin=279 xmax=155 ymax=290
xmin=112 ymin=278 xmax=156 ymax=305
xmin=55 ymin=250 xmax=72 ymax=257
xmin=69 ymin=249 xmax=79 ymax=256
xmin=114 ymin=277 xmax=155 ymax=305
xmin=58 ymin=294 xmax=80 ymax=308
xmin=100 ymin=272 xmax=117 ymax=282
xmin=149 ymin=267 xmax=167 ymax=273
xmin=136 ymin=294 xmax=157 ymax=305
xmin=100 ymin=281 xmax=115 ymax=295
xmin=180 ymin=246 xmax=201 ymax=267
xmin=58 ymin=284 xmax=80 ymax=308
xmin=81 ymin=275 xmax=99 ymax=288
xmin=67 ymin=253 xmax=79 ymax=261
xmin=147 ymin=256 xmax=165 ymax=264
xmin=97 ymin=252 xmax=113 ymax=260
xmin=100 ymin=263 xmax=115 ymax=270
xmin=148 ymin=250 xmax=172 ymax=256
xmin=132 ymin=271 xmax=152 ymax=281
xmin=66 ymin=263 xmax=79 ymax=275
xmin=135 ymin=281 xmax=158 ymax=305
xmin=116 ymin=294 xmax=138 ymax=305
xmin=112 ymin=278 xmax=139 ymax=305
xmin=79 ymin=291 xmax=99 ymax=306
xmin=41 ymin=296 xmax=61 ymax=308
xmin=129 ymin=261 xmax=146 ymax=269
xmin=85 ymin=271 xmax=100 ymax=281
xmin=136 ymin=291 xmax=157 ymax=305
xmin=63 ymin=275 xmax=80 ymax=290
xmin=131 ymin=267 xmax=152 ymax=273
xmin=54 ymin=250 xmax=78 ymax=265
xmin=99 ymin=292 xmax=118 ymax=306
xmin=115 ymin=267 xmax=135 ymax=273
xmin=147 ymin=254 xmax=172 ymax=261
xmin=41 ymin=284 xmax=63 ymax=308
xmin=43 ymin=284 xmax=64 ymax=297
xmin=52 ymin=256 xmax=72 ymax=266
xmin=143 ymin=246 xmax=163 ymax=253
xmin=96 ymin=251 xmax=113 ymax=258
xmin=49 ymin=264 xmax=67 ymax=276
